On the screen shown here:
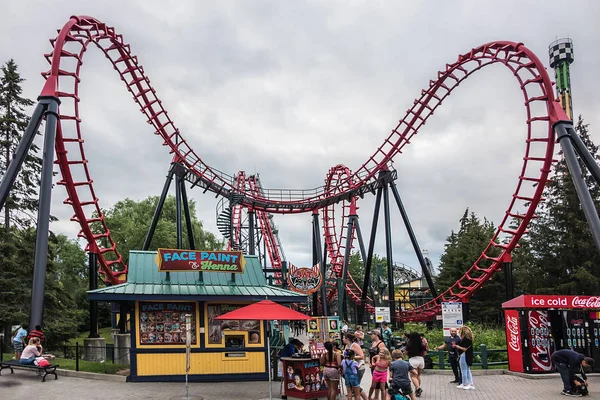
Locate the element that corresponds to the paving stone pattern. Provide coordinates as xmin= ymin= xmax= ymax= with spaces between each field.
xmin=1 ymin=368 xmax=598 ymax=400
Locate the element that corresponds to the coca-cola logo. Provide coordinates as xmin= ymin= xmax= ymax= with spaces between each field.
xmin=572 ymin=296 xmax=600 ymax=308
xmin=528 ymin=310 xmax=552 ymax=371
xmin=506 ymin=315 xmax=520 ymax=352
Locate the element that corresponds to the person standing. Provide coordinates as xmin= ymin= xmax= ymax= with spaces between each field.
xmin=343 ymin=333 xmax=368 ymax=400
xmin=434 ymin=328 xmax=461 ymax=383
xmin=381 ymin=322 xmax=393 ymax=349
xmin=341 ymin=320 xmax=349 ymax=334
xmin=12 ymin=323 xmax=28 ymax=360
xmin=354 ymin=325 xmax=365 ymax=346
xmin=551 ymin=348 xmax=594 ymax=396
xmin=454 ymin=326 xmax=474 ymax=390
xmin=320 ymin=341 xmax=342 ymax=400
xmin=406 ymin=332 xmax=426 ymax=397
xmin=29 ymin=325 xmax=45 ymax=344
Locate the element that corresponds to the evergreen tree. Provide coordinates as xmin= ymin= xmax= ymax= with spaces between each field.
xmin=436 ymin=209 xmax=504 ymax=324
xmin=515 ymin=116 xmax=600 ymax=294
xmin=0 ymin=59 xmax=41 ymax=231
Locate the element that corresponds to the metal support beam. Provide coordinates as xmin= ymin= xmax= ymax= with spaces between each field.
xmin=339 ymin=211 xmax=356 ymax=321
xmin=312 ymin=226 xmax=318 ymax=315
xmin=382 ymin=182 xmax=397 ymax=328
xmin=143 ymin=165 xmax=176 ymax=250
xmin=0 ymin=101 xmax=46 ymax=212
xmin=389 ymin=181 xmax=438 ymax=298
xmin=180 ymin=178 xmax=195 ymax=250
xmin=88 ymin=252 xmax=99 ymax=338
xmin=313 ymin=211 xmax=328 ymax=316
xmin=555 ymin=121 xmax=600 ymax=252
xmin=358 ymin=182 xmax=384 ymax=325
xmin=565 ymin=125 xmax=600 ymax=185
xmin=248 ymin=209 xmax=255 ymax=255
xmin=175 ymin=174 xmax=183 ymax=249
xmin=29 ymin=97 xmax=60 ymax=329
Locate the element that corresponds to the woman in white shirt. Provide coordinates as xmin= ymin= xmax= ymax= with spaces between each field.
xmin=20 ymin=337 xmax=42 ymax=365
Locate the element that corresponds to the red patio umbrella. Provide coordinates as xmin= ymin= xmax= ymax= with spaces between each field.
xmin=216 ymin=300 xmax=312 ymax=399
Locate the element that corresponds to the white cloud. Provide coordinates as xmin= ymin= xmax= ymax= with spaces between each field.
xmin=2 ymin=0 xmax=600 ymax=289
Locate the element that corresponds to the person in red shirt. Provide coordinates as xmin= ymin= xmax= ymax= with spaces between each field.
xmin=28 ymin=325 xmax=45 ymax=344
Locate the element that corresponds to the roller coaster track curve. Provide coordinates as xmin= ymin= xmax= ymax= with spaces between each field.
xmin=43 ymin=16 xmax=567 ymax=321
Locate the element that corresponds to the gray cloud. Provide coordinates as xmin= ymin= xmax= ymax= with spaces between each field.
xmin=2 ymin=0 xmax=600 ymax=285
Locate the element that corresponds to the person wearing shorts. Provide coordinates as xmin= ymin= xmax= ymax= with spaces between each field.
xmin=405 ymin=332 xmax=426 ymax=397
xmin=12 ymin=323 xmax=28 ymax=360
xmin=320 ymin=341 xmax=341 ymax=400
xmin=370 ymin=348 xmax=392 ymax=400
xmin=389 ymin=349 xmax=417 ymax=400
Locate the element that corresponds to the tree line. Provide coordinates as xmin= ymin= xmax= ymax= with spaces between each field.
xmin=0 ymin=60 xmax=221 ymax=347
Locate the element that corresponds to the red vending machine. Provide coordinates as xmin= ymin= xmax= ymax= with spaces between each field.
xmin=504 ymin=308 xmax=553 ymax=373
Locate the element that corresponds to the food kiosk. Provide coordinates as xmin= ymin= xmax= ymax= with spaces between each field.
xmin=503 ymin=294 xmax=600 ymax=373
xmin=88 ymin=249 xmax=306 ymax=382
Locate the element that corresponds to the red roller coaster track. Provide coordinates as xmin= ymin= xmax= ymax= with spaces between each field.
xmin=43 ymin=16 xmax=568 ymax=321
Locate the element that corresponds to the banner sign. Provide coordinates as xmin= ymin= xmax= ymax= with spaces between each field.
xmin=155 ymin=249 xmax=245 ymax=273
xmin=505 ymin=309 xmax=524 ymax=373
xmin=287 ymin=263 xmax=323 ymax=295
xmin=441 ymin=302 xmax=463 ymax=336
xmin=375 ymin=307 xmax=390 ymax=323
xmin=521 ymin=295 xmax=600 ymax=309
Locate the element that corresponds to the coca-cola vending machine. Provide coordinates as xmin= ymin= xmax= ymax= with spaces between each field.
xmin=503 ymin=295 xmax=600 ymax=374
xmin=504 ymin=309 xmax=553 ymax=373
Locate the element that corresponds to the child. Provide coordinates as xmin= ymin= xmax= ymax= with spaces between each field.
xmin=370 ymin=348 xmax=392 ymax=400
xmin=341 ymin=349 xmax=361 ymax=399
xmin=388 ymin=349 xmax=417 ymax=400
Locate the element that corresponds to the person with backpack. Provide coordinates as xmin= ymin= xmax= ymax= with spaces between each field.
xmin=342 ymin=349 xmax=361 ymax=399
xmin=551 ymin=348 xmax=594 ymax=397
xmin=388 ymin=349 xmax=418 ymax=400
xmin=343 ymin=333 xmax=368 ymax=400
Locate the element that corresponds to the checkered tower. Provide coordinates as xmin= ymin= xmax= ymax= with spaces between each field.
xmin=549 ymin=38 xmax=575 ymax=119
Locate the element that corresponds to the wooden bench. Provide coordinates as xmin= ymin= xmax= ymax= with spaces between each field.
xmin=0 ymin=360 xmax=59 ymax=382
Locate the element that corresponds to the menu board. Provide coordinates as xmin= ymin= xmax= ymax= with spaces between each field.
xmin=207 ymin=304 xmax=261 ymax=344
xmin=139 ymin=302 xmax=196 ymax=345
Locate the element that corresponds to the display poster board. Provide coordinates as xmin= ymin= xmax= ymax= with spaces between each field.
xmin=139 ymin=302 xmax=196 ymax=345
xmin=283 ymin=358 xmax=328 ymax=397
xmin=375 ymin=307 xmax=391 ymax=323
xmin=442 ymin=302 xmax=463 ymax=336
xmin=206 ymin=304 xmax=261 ymax=344
xmin=327 ymin=316 xmax=340 ymax=332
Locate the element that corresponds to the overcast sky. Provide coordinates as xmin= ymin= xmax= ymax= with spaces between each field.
xmin=2 ymin=1 xmax=600 ymax=281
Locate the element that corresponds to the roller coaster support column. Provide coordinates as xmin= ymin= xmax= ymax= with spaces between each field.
xmin=358 ymin=172 xmax=385 ymax=325
xmin=312 ymin=230 xmax=318 ymax=314
xmin=180 ymin=175 xmax=202 ymax=281
xmin=248 ymin=208 xmax=255 ymax=254
xmin=175 ymin=174 xmax=183 ymax=249
xmin=389 ymin=181 xmax=438 ymax=299
xmin=555 ymin=121 xmax=600 ymax=252
xmin=143 ymin=163 xmax=177 ymax=250
xmin=382 ymin=179 xmax=398 ymax=328
xmin=312 ymin=210 xmax=328 ymax=316
xmin=339 ymin=200 xmax=366 ymax=321
xmin=502 ymin=253 xmax=514 ymax=301
xmin=88 ymin=252 xmax=99 ymax=338
xmin=29 ymin=96 xmax=60 ymax=329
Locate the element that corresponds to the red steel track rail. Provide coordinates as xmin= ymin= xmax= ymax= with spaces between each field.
xmin=43 ymin=16 xmax=567 ymax=320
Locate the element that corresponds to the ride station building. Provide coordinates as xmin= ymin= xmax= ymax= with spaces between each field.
xmin=88 ymin=249 xmax=305 ymax=382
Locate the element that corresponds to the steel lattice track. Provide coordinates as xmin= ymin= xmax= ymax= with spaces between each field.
xmin=43 ymin=16 xmax=566 ymax=321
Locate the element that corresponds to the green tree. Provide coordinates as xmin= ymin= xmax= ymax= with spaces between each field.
xmin=436 ymin=209 xmax=504 ymax=324
xmin=515 ymin=116 xmax=600 ymax=294
xmin=0 ymin=59 xmax=41 ymax=232
xmin=96 ymin=195 xmax=223 ymax=264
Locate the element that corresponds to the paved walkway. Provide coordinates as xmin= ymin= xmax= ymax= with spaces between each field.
xmin=1 ymin=368 xmax=597 ymax=399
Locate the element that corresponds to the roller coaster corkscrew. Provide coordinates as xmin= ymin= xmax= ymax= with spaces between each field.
xmin=3 ymin=16 xmax=600 ymax=329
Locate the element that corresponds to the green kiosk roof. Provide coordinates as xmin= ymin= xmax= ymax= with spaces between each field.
xmin=88 ymin=250 xmax=306 ymax=303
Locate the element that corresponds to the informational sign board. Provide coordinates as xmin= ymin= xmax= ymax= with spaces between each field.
xmin=375 ymin=307 xmax=391 ymax=323
xmin=441 ymin=302 xmax=463 ymax=336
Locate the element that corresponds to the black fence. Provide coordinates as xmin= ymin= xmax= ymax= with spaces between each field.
xmin=1 ymin=340 xmax=130 ymax=372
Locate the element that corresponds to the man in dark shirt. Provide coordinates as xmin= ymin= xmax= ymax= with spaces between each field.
xmin=551 ymin=349 xmax=594 ymax=396
xmin=434 ymin=328 xmax=461 ymax=383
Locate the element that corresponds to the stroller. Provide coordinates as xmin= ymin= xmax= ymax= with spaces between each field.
xmin=573 ymin=374 xmax=589 ymax=396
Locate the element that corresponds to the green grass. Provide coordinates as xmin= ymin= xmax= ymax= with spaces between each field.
xmin=1 ymin=352 xmax=128 ymax=374
xmin=68 ymin=327 xmax=114 ymax=345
